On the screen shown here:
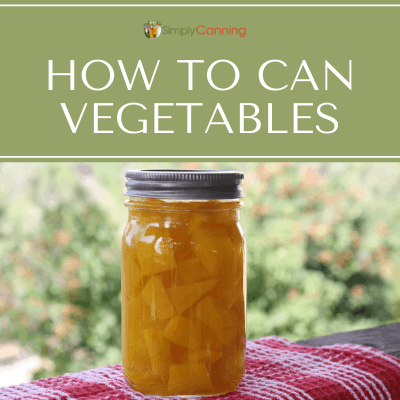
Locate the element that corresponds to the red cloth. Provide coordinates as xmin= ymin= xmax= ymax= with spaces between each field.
xmin=2 ymin=336 xmax=400 ymax=400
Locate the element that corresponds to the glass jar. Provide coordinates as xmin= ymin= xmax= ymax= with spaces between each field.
xmin=121 ymin=170 xmax=246 ymax=397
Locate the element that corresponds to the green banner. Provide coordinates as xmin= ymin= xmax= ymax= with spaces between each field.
xmin=0 ymin=5 xmax=399 ymax=158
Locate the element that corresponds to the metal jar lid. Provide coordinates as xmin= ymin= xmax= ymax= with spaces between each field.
xmin=125 ymin=169 xmax=244 ymax=199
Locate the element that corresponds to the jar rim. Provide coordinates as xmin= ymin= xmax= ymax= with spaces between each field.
xmin=124 ymin=197 xmax=244 ymax=211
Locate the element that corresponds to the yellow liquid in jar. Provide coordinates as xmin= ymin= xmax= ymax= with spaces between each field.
xmin=121 ymin=198 xmax=246 ymax=397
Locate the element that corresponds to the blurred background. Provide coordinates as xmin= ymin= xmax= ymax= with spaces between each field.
xmin=1 ymin=162 xmax=400 ymax=385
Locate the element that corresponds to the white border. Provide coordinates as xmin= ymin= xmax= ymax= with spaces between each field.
xmin=1 ymin=156 xmax=399 ymax=159
xmin=1 ymin=3 xmax=397 ymax=159
xmin=0 ymin=4 xmax=399 ymax=6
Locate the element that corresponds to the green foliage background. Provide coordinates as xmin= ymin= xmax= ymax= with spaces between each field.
xmin=1 ymin=162 xmax=400 ymax=379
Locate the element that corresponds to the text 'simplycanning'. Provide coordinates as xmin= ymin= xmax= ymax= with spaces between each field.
xmin=163 ymin=25 xmax=247 ymax=37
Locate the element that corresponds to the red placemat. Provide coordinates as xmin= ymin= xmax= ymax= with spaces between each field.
xmin=2 ymin=336 xmax=400 ymax=400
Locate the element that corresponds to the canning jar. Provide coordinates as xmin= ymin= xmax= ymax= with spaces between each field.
xmin=121 ymin=170 xmax=246 ymax=397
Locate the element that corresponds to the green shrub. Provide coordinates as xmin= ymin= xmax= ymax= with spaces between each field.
xmin=242 ymin=163 xmax=396 ymax=340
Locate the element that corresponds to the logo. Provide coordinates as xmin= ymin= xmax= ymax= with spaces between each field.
xmin=144 ymin=21 xmax=161 ymax=39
